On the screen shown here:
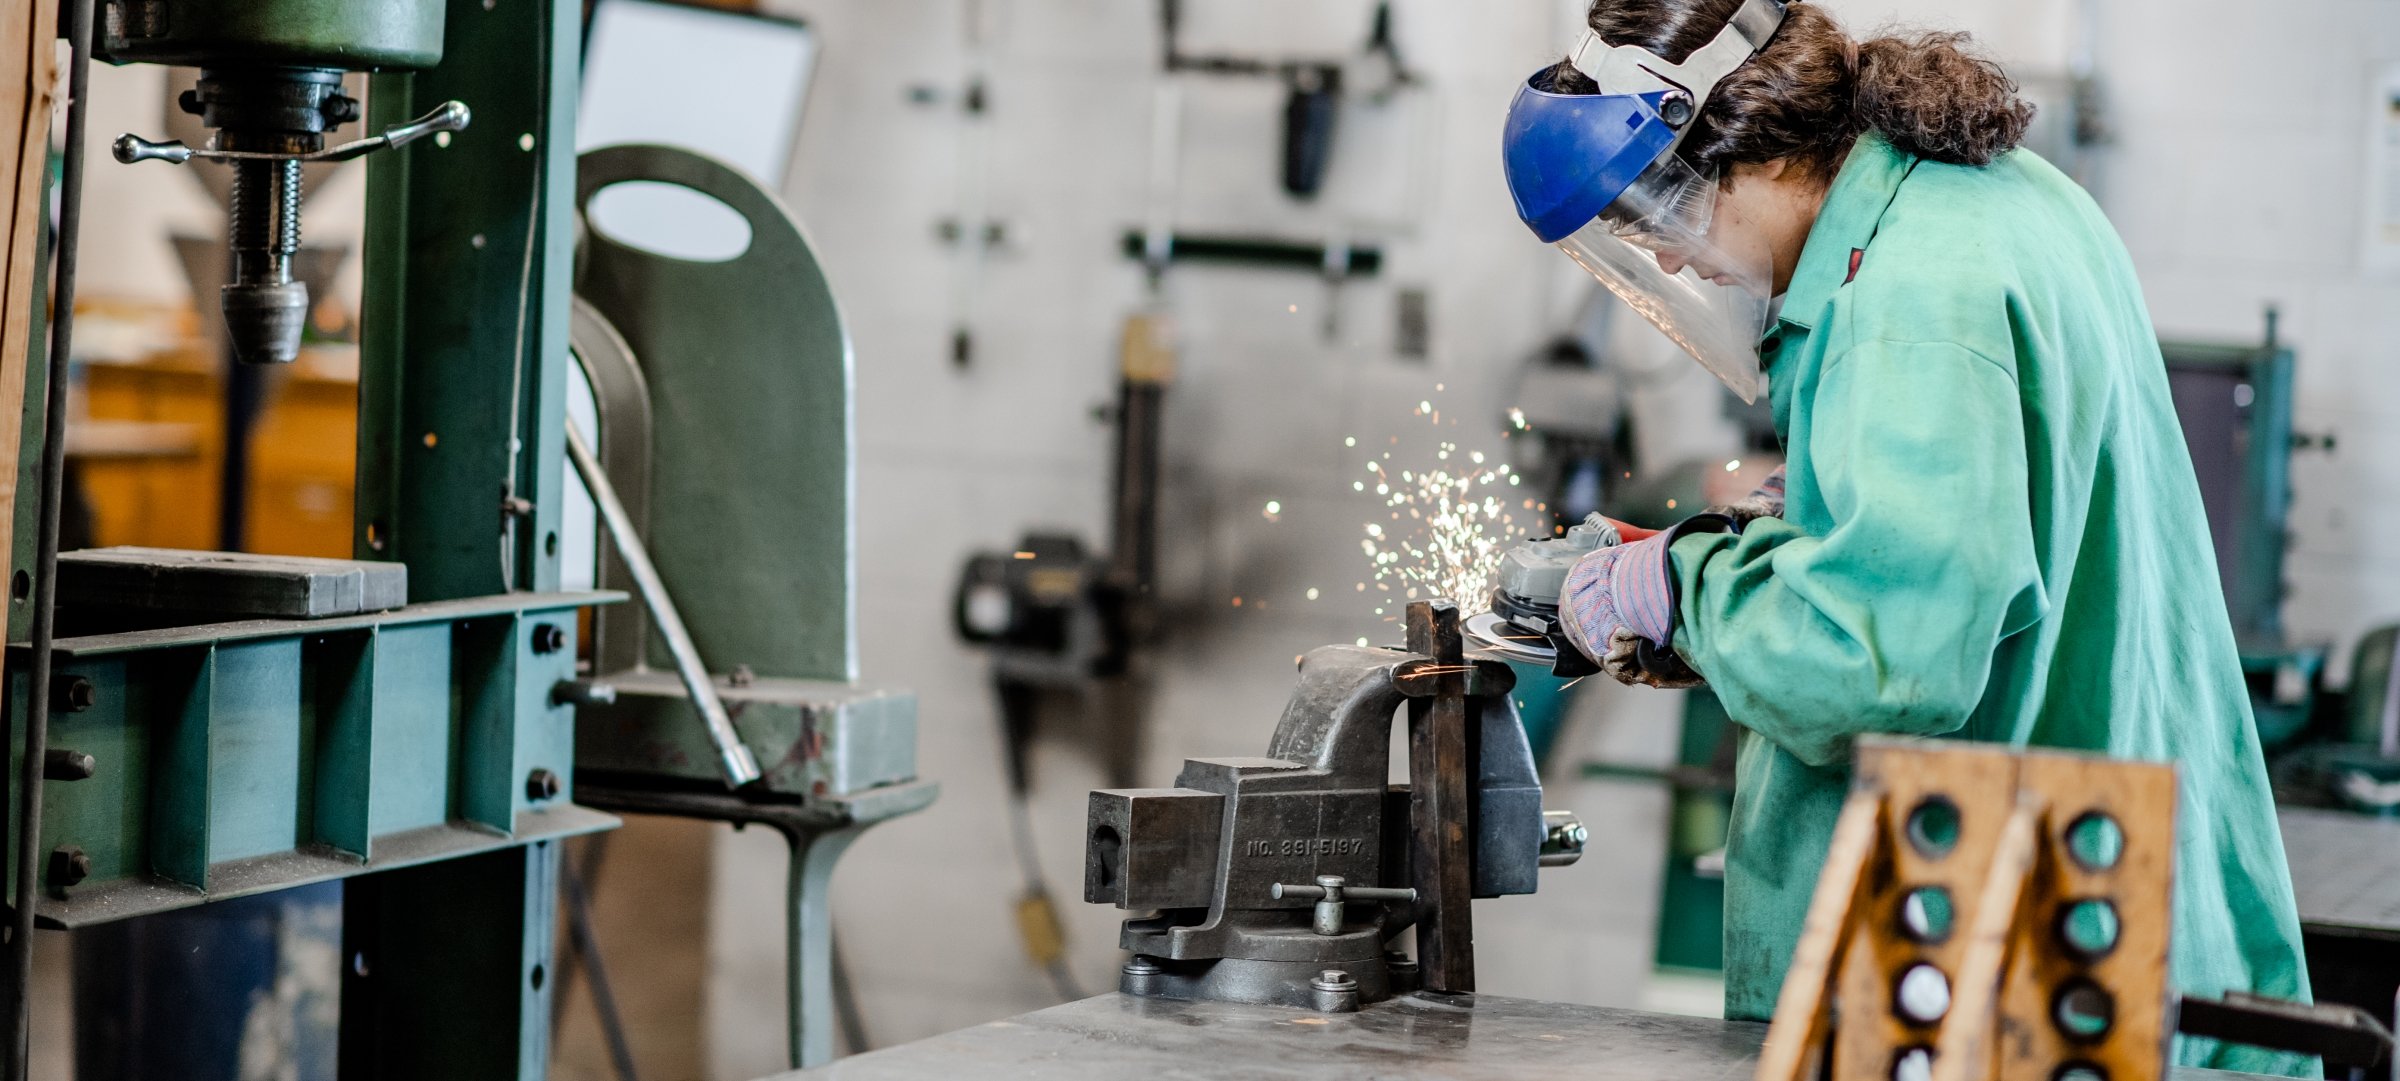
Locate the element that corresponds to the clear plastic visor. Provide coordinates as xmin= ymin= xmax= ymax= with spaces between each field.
xmin=1561 ymin=155 xmax=1773 ymax=402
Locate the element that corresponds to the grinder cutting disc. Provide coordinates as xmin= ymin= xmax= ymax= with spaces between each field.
xmin=1464 ymin=609 xmax=1557 ymax=665
xmin=1462 ymin=514 xmax=1623 ymax=677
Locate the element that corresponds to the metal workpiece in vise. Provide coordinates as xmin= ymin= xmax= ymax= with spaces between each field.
xmin=100 ymin=0 xmax=466 ymax=364
xmin=1087 ymin=600 xmax=1584 ymax=1014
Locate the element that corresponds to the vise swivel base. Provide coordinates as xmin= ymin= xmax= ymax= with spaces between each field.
xmin=1083 ymin=601 xmax=1585 ymax=1014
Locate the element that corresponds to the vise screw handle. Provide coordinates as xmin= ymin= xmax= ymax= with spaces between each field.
xmin=1271 ymin=875 xmax=1419 ymax=937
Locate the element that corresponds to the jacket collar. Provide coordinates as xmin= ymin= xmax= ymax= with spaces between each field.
xmin=1770 ymin=132 xmax=1919 ymax=337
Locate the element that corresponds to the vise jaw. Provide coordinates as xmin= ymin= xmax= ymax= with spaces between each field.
xmin=1084 ymin=636 xmax=1579 ymax=1012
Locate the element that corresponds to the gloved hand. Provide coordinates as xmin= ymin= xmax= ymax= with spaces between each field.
xmin=1710 ymin=464 xmax=1786 ymax=526
xmin=1556 ymin=530 xmax=1707 ymax=690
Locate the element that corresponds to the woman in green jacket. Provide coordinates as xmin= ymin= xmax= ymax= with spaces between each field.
xmin=1500 ymin=0 xmax=2311 ymax=1071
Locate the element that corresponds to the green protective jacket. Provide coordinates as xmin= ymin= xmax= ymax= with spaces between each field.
xmin=1665 ymin=133 xmax=2312 ymax=1074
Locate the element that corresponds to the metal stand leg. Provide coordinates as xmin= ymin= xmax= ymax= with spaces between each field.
xmin=774 ymin=821 xmax=868 ymax=1070
xmin=573 ymin=779 xmax=937 ymax=1072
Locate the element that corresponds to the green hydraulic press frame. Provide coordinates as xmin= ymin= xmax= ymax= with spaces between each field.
xmin=5 ymin=0 xmax=616 ymax=1076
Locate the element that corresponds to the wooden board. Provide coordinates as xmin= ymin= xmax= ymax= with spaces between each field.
xmin=1758 ymin=738 xmax=2178 ymax=1081
xmin=0 ymin=0 xmax=54 ymax=593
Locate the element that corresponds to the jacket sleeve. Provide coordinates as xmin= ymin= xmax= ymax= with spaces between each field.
xmin=1666 ymin=339 xmax=2048 ymax=767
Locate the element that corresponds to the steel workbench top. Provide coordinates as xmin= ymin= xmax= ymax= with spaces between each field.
xmin=767 ymin=991 xmax=2288 ymax=1080
xmin=2280 ymin=805 xmax=2400 ymax=939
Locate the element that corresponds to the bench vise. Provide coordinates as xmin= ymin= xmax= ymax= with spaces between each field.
xmin=1083 ymin=600 xmax=1585 ymax=1012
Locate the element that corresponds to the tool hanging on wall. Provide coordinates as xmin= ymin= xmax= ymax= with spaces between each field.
xmin=1149 ymin=0 xmax=1424 ymax=340
xmin=1159 ymin=0 xmax=1415 ymax=199
xmin=953 ymin=309 xmax=1176 ymax=1002
xmin=1754 ymin=738 xmax=2391 ymax=1081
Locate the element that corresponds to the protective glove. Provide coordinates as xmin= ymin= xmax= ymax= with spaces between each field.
xmin=1557 ymin=515 xmax=1736 ymax=689
xmin=1710 ymin=464 xmax=1786 ymax=526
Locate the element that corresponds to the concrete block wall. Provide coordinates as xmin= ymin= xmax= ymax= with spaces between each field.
xmin=2088 ymin=0 xmax=2400 ymax=676
xmin=53 ymin=0 xmax=2400 ymax=1073
xmin=733 ymin=2 xmax=2400 ymax=1071
xmin=703 ymin=1 xmax=1709 ymax=1073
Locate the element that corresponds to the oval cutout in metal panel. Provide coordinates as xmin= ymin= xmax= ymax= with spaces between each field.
xmin=587 ymin=180 xmax=754 ymax=262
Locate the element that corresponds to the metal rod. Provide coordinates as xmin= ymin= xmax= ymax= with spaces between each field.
xmin=563 ymin=419 xmax=760 ymax=787
xmin=11 ymin=0 xmax=96 ymax=1074
xmin=1404 ymin=599 xmax=1475 ymax=994
xmin=561 ymin=847 xmax=642 ymax=1081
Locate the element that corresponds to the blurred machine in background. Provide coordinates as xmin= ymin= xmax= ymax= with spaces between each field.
xmin=952 ymin=310 xmax=1172 ymax=1002
xmin=568 ymin=139 xmax=933 ymax=1073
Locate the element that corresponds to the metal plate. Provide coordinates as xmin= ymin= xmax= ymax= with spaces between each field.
xmin=576 ymin=669 xmax=918 ymax=796
xmin=2280 ymin=806 xmax=2400 ymax=939
xmin=573 ymin=144 xmax=854 ymax=684
xmin=760 ymin=992 xmax=2290 ymax=1081
xmin=59 ymin=547 xmax=408 ymax=618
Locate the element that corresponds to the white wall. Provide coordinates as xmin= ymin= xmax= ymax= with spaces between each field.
xmin=2086 ymin=0 xmax=2400 ymax=676
xmin=703 ymin=1 xmax=1711 ymax=1073
xmin=728 ymin=2 xmax=2400 ymax=1070
xmin=61 ymin=0 xmax=2400 ymax=1071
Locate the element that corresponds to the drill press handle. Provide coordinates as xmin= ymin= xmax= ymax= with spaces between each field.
xmin=112 ymin=101 xmax=472 ymax=167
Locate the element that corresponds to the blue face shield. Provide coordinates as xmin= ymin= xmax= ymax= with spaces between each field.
xmin=1501 ymin=0 xmax=1788 ymax=402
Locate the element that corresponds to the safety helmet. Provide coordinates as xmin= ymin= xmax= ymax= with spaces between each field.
xmin=1502 ymin=0 xmax=1789 ymax=401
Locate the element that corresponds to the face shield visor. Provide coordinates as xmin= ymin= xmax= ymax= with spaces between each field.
xmin=1501 ymin=0 xmax=1788 ymax=402
xmin=1559 ymin=155 xmax=1773 ymax=401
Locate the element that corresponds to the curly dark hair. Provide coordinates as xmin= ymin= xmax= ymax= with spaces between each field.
xmin=1539 ymin=0 xmax=2034 ymax=176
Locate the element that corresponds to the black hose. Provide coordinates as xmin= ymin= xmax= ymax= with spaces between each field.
xmin=11 ymin=0 xmax=95 ymax=1076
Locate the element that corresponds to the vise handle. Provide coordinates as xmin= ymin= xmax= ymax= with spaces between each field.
xmin=1271 ymin=875 xmax=1419 ymax=937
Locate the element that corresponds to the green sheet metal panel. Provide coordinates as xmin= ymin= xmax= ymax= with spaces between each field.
xmin=141 ymin=648 xmax=212 ymax=888
xmin=573 ymin=146 xmax=854 ymax=683
xmin=308 ymin=630 xmax=375 ymax=858
xmin=367 ymin=623 xmax=454 ymax=838
xmin=504 ymin=617 xmax=579 ymax=825
xmin=22 ymin=655 xmax=150 ymax=886
xmin=206 ymin=638 xmax=307 ymax=864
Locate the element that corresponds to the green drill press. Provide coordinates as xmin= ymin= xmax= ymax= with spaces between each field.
xmin=12 ymin=3 xmax=600 ymax=1078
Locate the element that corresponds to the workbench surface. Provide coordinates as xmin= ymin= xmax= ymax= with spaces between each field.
xmin=770 ymin=992 xmax=2287 ymax=1080
xmin=2281 ymin=806 xmax=2400 ymax=938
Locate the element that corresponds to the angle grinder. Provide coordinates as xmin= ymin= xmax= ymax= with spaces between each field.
xmin=1463 ymin=513 xmax=1646 ymax=678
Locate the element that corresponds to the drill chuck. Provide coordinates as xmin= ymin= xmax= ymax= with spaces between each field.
xmin=224 ymin=157 xmax=307 ymax=363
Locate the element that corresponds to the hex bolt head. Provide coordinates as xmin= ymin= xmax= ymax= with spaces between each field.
xmin=525 ymin=768 xmax=562 ymax=802
xmin=529 ymin=623 xmax=566 ymax=655
xmin=1310 ymin=969 xmax=1359 ymax=992
xmin=1122 ymin=956 xmax=1163 ymax=977
xmin=51 ymin=676 xmax=95 ymax=714
xmin=48 ymin=846 xmax=89 ymax=889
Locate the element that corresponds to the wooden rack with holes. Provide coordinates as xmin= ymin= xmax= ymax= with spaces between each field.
xmin=1755 ymin=737 xmax=2174 ymax=1081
